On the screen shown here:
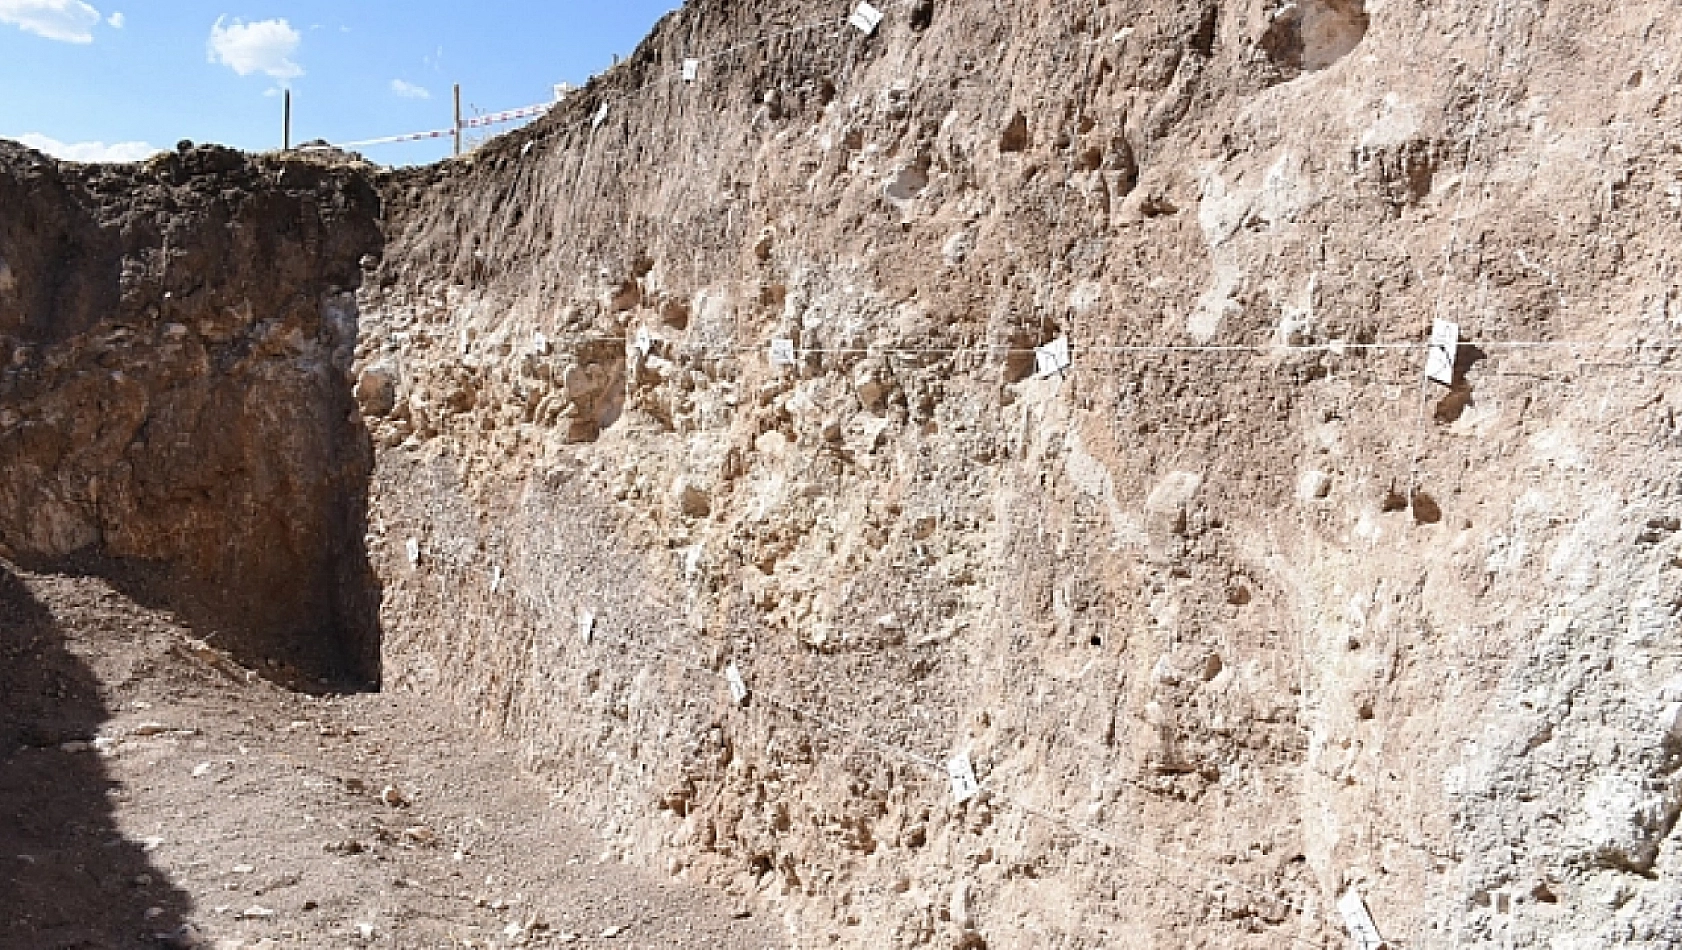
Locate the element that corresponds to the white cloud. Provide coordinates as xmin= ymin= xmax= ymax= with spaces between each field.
xmin=389 ymin=79 xmax=430 ymax=100
xmin=0 ymin=0 xmax=104 ymax=43
xmin=207 ymin=16 xmax=302 ymax=80
xmin=14 ymin=133 xmax=157 ymax=163
xmin=105 ymin=9 xmax=120 ymax=28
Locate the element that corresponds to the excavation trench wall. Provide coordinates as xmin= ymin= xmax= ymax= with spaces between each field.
xmin=5 ymin=0 xmax=1682 ymax=946
xmin=0 ymin=143 xmax=384 ymax=685
xmin=357 ymin=0 xmax=1682 ymax=946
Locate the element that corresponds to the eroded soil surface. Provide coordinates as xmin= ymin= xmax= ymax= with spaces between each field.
xmin=0 ymin=562 xmax=783 ymax=950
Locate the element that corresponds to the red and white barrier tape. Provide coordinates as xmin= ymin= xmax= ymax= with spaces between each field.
xmin=462 ymin=102 xmax=551 ymax=129
xmin=302 ymin=0 xmax=899 ymax=153
xmin=303 ymin=101 xmax=554 ymax=151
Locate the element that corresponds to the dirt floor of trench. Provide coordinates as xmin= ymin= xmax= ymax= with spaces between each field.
xmin=0 ymin=561 xmax=784 ymax=950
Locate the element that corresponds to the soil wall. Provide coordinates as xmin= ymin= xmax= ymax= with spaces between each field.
xmin=4 ymin=0 xmax=1682 ymax=946
xmin=0 ymin=143 xmax=384 ymax=684
xmin=356 ymin=0 xmax=1682 ymax=945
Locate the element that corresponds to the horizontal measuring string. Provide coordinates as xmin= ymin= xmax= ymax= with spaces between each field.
xmin=480 ymin=335 xmax=1680 ymax=356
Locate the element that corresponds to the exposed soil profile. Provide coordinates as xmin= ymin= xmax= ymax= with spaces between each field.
xmin=5 ymin=0 xmax=1682 ymax=947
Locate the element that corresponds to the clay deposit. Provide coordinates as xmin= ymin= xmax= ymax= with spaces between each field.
xmin=5 ymin=0 xmax=1682 ymax=947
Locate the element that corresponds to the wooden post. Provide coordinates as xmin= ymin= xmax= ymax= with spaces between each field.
xmin=453 ymin=84 xmax=462 ymax=157
xmin=283 ymin=89 xmax=291 ymax=151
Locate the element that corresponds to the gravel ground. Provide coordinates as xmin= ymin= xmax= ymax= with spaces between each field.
xmin=0 ymin=562 xmax=784 ymax=950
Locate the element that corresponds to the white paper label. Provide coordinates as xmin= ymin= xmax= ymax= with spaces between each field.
xmin=947 ymin=753 xmax=979 ymax=804
xmin=578 ymin=611 xmax=595 ymax=644
xmin=769 ymin=338 xmax=797 ymax=367
xmin=634 ymin=327 xmax=653 ymax=357
xmin=532 ymin=331 xmax=550 ymax=355
xmin=849 ymin=1 xmax=885 ymax=34
xmin=591 ymin=102 xmax=609 ymax=130
xmin=405 ymin=538 xmax=421 ymax=566
xmin=1425 ymin=318 xmax=1459 ymax=386
xmin=725 ymin=663 xmax=749 ymax=705
xmin=1336 ymin=889 xmax=1385 ymax=950
xmin=682 ymin=58 xmax=700 ymax=83
xmin=489 ymin=565 xmax=503 ymax=593
xmin=1034 ymin=336 xmax=1072 ymax=379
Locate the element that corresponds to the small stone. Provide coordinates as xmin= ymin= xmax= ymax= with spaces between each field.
xmin=232 ymin=864 xmax=254 ymax=874
xmin=192 ymin=762 xmax=213 ymax=778
xmin=354 ymin=364 xmax=398 ymax=418
xmin=600 ymin=924 xmax=627 ymax=938
xmin=134 ymin=874 xmax=152 ymax=886
xmin=1659 ymin=702 xmax=1682 ymax=740
xmin=130 ymin=722 xmax=171 ymax=736
xmin=674 ymin=479 xmax=711 ymax=518
xmin=380 ymin=785 xmax=410 ymax=807
xmin=239 ymin=906 xmax=275 ymax=919
xmin=144 ymin=907 xmax=165 ymax=920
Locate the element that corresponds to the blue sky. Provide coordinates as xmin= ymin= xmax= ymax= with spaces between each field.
xmin=0 ymin=1 xmax=684 ymax=165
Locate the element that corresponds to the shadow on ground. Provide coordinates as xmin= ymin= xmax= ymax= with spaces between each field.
xmin=0 ymin=564 xmax=193 ymax=949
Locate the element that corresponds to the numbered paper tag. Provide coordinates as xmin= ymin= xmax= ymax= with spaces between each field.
xmin=724 ymin=663 xmax=749 ymax=705
xmin=1336 ymin=890 xmax=1385 ymax=950
xmin=578 ymin=611 xmax=595 ymax=644
xmin=532 ymin=331 xmax=550 ymax=355
xmin=591 ymin=102 xmax=610 ymax=130
xmin=849 ymin=1 xmax=885 ymax=35
xmin=405 ymin=538 xmax=421 ymax=566
xmin=947 ymin=752 xmax=980 ymax=804
xmin=768 ymin=337 xmax=798 ymax=367
xmin=682 ymin=58 xmax=700 ymax=83
xmin=1034 ymin=336 xmax=1072 ymax=379
xmin=1424 ymin=318 xmax=1458 ymax=386
xmin=634 ymin=326 xmax=654 ymax=357
xmin=489 ymin=565 xmax=503 ymax=594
